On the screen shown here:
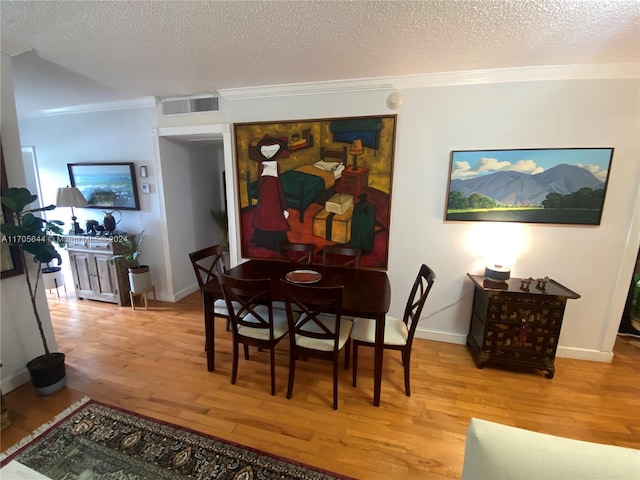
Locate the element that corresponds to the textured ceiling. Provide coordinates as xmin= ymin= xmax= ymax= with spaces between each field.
xmin=1 ymin=0 xmax=639 ymax=118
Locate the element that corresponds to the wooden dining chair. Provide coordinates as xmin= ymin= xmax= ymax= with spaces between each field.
xmin=351 ymin=263 xmax=435 ymax=396
xmin=281 ymin=280 xmax=352 ymax=410
xmin=217 ymin=273 xmax=293 ymax=396
xmin=277 ymin=241 xmax=314 ymax=264
xmin=188 ymin=244 xmax=233 ymax=331
xmin=322 ymin=245 xmax=362 ymax=268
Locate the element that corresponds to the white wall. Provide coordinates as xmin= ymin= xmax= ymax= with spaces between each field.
xmin=17 ymin=107 xmax=169 ymax=299
xmin=217 ymin=77 xmax=640 ymax=361
xmin=1 ymin=52 xmax=59 ymax=391
xmin=189 ymin=144 xmax=225 ymax=249
xmin=404 ymin=79 xmax=639 ymax=358
xmin=16 ymin=108 xmax=228 ymax=304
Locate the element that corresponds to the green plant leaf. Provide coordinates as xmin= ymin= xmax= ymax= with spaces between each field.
xmin=25 ymin=204 xmax=56 ymax=213
xmin=108 ymin=230 xmax=144 ymax=265
xmin=21 ymin=213 xmax=37 ymax=227
xmin=0 ymin=223 xmax=22 ymax=239
xmin=1 ymin=187 xmax=38 ymax=213
xmin=0 ymin=196 xmax=17 ymax=213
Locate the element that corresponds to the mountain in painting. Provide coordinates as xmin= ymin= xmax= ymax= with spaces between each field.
xmin=449 ymin=164 xmax=604 ymax=206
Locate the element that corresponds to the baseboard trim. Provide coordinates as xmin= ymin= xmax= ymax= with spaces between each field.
xmin=1 ymin=369 xmax=31 ymax=394
xmin=414 ymin=328 xmax=614 ymax=363
xmin=414 ymin=328 xmax=467 ymax=345
xmin=555 ymin=346 xmax=613 ymax=363
xmin=172 ymin=284 xmax=200 ymax=303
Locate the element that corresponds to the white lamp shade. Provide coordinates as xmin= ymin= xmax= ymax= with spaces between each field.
xmin=56 ymin=187 xmax=88 ymax=208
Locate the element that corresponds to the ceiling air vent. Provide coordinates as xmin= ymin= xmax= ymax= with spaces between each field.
xmin=161 ymin=99 xmax=190 ymax=115
xmin=190 ymin=96 xmax=218 ymax=112
xmin=161 ymin=94 xmax=219 ymax=115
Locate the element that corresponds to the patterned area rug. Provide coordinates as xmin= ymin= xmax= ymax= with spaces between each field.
xmin=0 ymin=397 xmax=352 ymax=479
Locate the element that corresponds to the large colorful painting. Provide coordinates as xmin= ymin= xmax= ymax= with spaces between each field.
xmin=234 ymin=115 xmax=397 ymax=269
xmin=445 ymin=148 xmax=614 ymax=225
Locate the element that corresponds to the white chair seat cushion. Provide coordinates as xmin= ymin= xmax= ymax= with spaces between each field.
xmin=213 ymin=299 xmax=242 ymax=317
xmin=237 ymin=305 xmax=290 ymax=340
xmin=351 ymin=315 xmax=408 ymax=346
xmin=272 ymin=300 xmax=303 ymax=313
xmin=272 ymin=300 xmax=287 ymax=310
xmin=295 ymin=315 xmax=353 ymax=351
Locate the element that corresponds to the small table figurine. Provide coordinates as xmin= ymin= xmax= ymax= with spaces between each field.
xmin=536 ymin=276 xmax=550 ymax=290
xmin=520 ymin=277 xmax=533 ymax=291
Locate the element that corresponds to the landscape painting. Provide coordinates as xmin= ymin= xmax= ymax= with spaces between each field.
xmin=68 ymin=163 xmax=140 ymax=210
xmin=445 ymin=148 xmax=614 ymax=225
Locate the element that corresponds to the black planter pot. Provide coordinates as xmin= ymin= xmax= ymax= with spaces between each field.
xmin=26 ymin=352 xmax=66 ymax=396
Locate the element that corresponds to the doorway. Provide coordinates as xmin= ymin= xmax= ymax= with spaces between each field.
xmin=618 ymin=247 xmax=640 ymax=338
xmin=21 ymin=146 xmax=44 ymax=211
xmin=22 ymin=146 xmax=72 ymax=301
xmin=153 ymin=124 xmax=236 ymax=301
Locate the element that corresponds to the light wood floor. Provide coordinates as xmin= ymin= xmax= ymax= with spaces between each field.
xmin=2 ymin=292 xmax=639 ymax=479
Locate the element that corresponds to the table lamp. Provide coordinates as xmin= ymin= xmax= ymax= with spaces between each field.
xmin=484 ymin=264 xmax=511 ymax=282
xmin=56 ymin=186 xmax=88 ymax=234
xmin=349 ymin=139 xmax=364 ymax=170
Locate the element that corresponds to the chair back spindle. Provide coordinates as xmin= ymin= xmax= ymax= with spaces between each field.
xmin=277 ymin=241 xmax=314 ymax=264
xmin=281 ymin=280 xmax=351 ymax=410
xmin=217 ymin=273 xmax=291 ymax=395
xmin=322 ymin=245 xmax=362 ymax=268
xmin=351 ymin=263 xmax=435 ymax=397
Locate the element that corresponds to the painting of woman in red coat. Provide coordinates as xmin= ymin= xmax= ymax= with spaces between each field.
xmin=251 ymin=136 xmax=290 ymax=250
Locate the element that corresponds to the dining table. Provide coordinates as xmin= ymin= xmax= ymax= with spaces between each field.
xmin=201 ymin=258 xmax=391 ymax=406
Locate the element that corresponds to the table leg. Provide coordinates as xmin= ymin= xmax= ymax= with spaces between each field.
xmin=373 ymin=312 xmax=385 ymax=406
xmin=204 ymin=292 xmax=215 ymax=371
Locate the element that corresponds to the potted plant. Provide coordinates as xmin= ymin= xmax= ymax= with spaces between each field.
xmin=210 ymin=209 xmax=229 ymax=249
xmin=41 ymin=260 xmax=65 ymax=296
xmin=0 ymin=187 xmax=66 ymax=395
xmin=41 ymin=260 xmax=62 ymax=275
xmin=110 ymin=231 xmax=152 ymax=295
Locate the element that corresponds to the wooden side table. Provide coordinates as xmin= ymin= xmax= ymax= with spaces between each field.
xmin=466 ymin=274 xmax=580 ymax=378
xmin=65 ymin=235 xmax=133 ymax=306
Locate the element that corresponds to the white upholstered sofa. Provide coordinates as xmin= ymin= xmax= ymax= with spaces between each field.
xmin=462 ymin=418 xmax=640 ymax=480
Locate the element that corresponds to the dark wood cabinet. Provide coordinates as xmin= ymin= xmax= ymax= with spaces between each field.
xmin=65 ymin=235 xmax=133 ymax=306
xmin=467 ymin=274 xmax=580 ymax=379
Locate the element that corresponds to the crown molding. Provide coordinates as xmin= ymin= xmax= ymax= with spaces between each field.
xmin=31 ymin=96 xmax=157 ymax=118
xmin=218 ymin=63 xmax=640 ymax=100
xmin=23 ymin=64 xmax=638 ymax=117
